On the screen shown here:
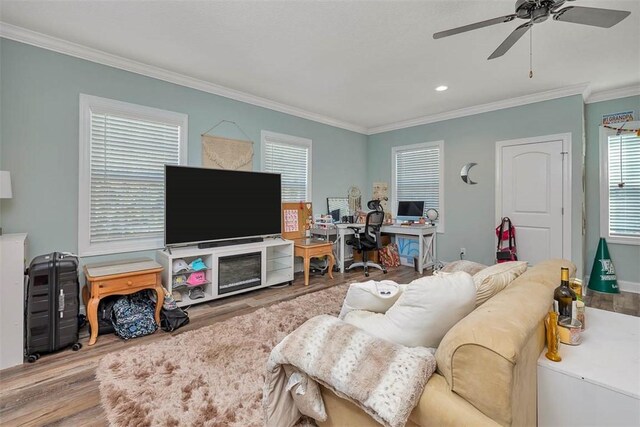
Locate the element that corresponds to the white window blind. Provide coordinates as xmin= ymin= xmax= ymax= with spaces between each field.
xmin=395 ymin=146 xmax=441 ymax=215
xmin=607 ymin=133 xmax=640 ymax=239
xmin=79 ymin=95 xmax=187 ymax=256
xmin=262 ymin=131 xmax=312 ymax=202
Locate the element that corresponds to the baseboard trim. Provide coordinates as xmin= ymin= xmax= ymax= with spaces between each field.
xmin=584 ymin=275 xmax=640 ymax=294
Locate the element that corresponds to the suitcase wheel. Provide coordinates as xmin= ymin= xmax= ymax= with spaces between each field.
xmin=72 ymin=343 xmax=82 ymax=351
xmin=27 ymin=354 xmax=38 ymax=363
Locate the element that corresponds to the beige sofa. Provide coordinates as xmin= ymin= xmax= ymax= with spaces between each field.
xmin=318 ymin=259 xmax=576 ymax=427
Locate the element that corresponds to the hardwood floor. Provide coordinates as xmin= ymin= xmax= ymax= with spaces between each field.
xmin=0 ymin=267 xmax=423 ymax=427
xmin=584 ymin=289 xmax=640 ymax=317
xmin=1 ymin=266 xmax=636 ymax=426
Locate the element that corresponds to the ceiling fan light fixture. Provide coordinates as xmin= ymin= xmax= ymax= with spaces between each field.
xmin=435 ymin=85 xmax=448 ymax=92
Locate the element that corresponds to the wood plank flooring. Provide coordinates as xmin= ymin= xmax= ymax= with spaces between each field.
xmin=0 ymin=267 xmax=423 ymax=427
xmin=584 ymin=289 xmax=640 ymax=317
xmin=0 ymin=266 xmax=636 ymax=426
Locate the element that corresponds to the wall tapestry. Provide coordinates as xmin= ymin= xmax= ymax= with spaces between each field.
xmin=201 ymin=135 xmax=254 ymax=171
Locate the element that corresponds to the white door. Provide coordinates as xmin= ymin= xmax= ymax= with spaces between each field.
xmin=498 ymin=138 xmax=567 ymax=266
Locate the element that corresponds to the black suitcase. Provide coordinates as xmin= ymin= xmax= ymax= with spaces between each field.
xmin=25 ymin=252 xmax=82 ymax=362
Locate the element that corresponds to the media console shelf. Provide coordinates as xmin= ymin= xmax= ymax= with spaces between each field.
xmin=156 ymin=237 xmax=294 ymax=307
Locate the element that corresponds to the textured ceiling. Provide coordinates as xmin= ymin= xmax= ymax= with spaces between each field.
xmin=1 ymin=0 xmax=639 ymax=130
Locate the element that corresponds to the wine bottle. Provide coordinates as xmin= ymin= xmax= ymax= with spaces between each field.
xmin=553 ymin=267 xmax=576 ymax=320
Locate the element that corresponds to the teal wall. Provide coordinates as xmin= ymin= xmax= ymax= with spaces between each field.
xmin=367 ymin=96 xmax=585 ymax=275
xmin=4 ymin=39 xmax=637 ymax=283
xmin=584 ymin=96 xmax=640 ymax=283
xmin=0 ymin=39 xmax=368 ymax=262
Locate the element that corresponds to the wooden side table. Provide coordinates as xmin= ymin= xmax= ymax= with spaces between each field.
xmin=294 ymin=238 xmax=335 ymax=287
xmin=83 ymin=258 xmax=164 ymax=345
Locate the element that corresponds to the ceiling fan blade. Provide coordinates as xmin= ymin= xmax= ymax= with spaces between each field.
xmin=433 ymin=14 xmax=517 ymax=39
xmin=488 ymin=22 xmax=532 ymax=60
xmin=553 ymin=6 xmax=631 ymax=28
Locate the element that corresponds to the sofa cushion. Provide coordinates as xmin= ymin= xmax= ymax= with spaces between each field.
xmin=344 ymin=272 xmax=476 ymax=348
xmin=439 ymin=260 xmax=488 ymax=276
xmin=473 ymin=261 xmax=528 ymax=306
xmin=338 ymin=280 xmax=403 ymax=319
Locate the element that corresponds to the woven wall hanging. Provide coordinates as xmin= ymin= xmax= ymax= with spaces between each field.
xmin=201 ymin=120 xmax=254 ymax=171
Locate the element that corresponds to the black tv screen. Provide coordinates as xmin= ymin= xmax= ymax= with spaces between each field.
xmin=165 ymin=165 xmax=281 ymax=245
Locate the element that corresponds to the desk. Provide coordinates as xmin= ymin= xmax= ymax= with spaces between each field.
xmin=537 ymin=307 xmax=640 ymax=426
xmin=83 ymin=258 xmax=164 ymax=345
xmin=335 ymin=223 xmax=436 ymax=274
xmin=293 ymin=239 xmax=335 ymax=287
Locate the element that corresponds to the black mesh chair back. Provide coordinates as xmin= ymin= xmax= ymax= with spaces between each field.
xmin=364 ymin=210 xmax=385 ymax=244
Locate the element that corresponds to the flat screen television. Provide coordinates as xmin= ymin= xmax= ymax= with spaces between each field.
xmin=165 ymin=165 xmax=281 ymax=246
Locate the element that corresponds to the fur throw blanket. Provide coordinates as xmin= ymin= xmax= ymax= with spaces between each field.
xmin=263 ymin=315 xmax=436 ymax=427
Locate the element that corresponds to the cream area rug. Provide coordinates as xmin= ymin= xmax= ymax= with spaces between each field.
xmin=96 ymin=285 xmax=348 ymax=426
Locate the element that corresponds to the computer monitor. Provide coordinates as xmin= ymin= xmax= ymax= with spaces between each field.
xmin=327 ymin=197 xmax=349 ymax=222
xmin=396 ymin=201 xmax=424 ymax=221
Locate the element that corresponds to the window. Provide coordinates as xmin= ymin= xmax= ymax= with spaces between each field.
xmin=79 ymin=95 xmax=187 ymax=256
xmin=261 ymin=130 xmax=312 ymax=202
xmin=392 ymin=141 xmax=444 ymax=232
xmin=600 ymin=124 xmax=640 ymax=245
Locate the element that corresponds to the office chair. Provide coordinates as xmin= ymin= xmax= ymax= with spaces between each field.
xmin=346 ymin=200 xmax=388 ymax=277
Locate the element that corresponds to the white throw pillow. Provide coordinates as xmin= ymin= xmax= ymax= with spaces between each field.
xmin=343 ymin=272 xmax=476 ymax=348
xmin=473 ymin=261 xmax=528 ymax=307
xmin=338 ymin=280 xmax=403 ymax=319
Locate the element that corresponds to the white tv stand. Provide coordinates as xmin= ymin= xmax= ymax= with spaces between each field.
xmin=156 ymin=237 xmax=294 ymax=307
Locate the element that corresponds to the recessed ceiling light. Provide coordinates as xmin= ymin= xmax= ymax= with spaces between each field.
xmin=435 ymin=85 xmax=448 ymax=92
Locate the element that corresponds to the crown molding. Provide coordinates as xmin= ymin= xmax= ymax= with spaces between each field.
xmin=0 ymin=22 xmax=368 ymax=135
xmin=585 ymin=84 xmax=640 ymax=104
xmin=4 ymin=22 xmax=637 ymax=136
xmin=367 ymin=83 xmax=591 ymax=135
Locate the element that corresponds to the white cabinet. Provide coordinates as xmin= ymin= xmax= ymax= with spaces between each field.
xmin=0 ymin=233 xmax=28 ymax=370
xmin=156 ymin=237 xmax=293 ymax=307
xmin=537 ymin=307 xmax=640 ymax=426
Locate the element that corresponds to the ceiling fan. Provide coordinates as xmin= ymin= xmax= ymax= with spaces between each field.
xmin=433 ymin=0 xmax=631 ymax=60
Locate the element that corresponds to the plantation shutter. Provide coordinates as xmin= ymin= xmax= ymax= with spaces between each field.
xmin=607 ymin=133 xmax=640 ymax=238
xmin=90 ymin=112 xmax=181 ymax=243
xmin=395 ymin=146 xmax=441 ymax=215
xmin=263 ymin=138 xmax=310 ymax=202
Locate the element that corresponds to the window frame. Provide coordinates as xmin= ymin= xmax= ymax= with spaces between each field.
xmin=260 ymin=130 xmax=312 ymax=202
xmin=599 ymin=123 xmax=640 ymax=246
xmin=78 ymin=94 xmax=188 ymax=256
xmin=391 ymin=140 xmax=445 ymax=233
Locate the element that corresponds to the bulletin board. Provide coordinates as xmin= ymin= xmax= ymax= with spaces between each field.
xmin=281 ymin=202 xmax=313 ymax=240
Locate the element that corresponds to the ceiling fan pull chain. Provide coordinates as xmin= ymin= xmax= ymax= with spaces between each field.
xmin=529 ymin=19 xmax=533 ymax=79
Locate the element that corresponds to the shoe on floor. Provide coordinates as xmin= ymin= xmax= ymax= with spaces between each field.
xmin=162 ymin=293 xmax=178 ymax=310
xmin=189 ymin=286 xmax=205 ymax=300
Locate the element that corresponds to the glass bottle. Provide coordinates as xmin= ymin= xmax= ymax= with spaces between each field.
xmin=553 ymin=267 xmax=576 ymax=320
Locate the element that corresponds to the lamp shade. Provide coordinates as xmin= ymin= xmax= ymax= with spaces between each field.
xmin=0 ymin=171 xmax=12 ymax=199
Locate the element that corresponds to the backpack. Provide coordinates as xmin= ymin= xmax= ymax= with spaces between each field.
xmin=496 ymin=217 xmax=518 ymax=263
xmin=111 ymin=293 xmax=157 ymax=340
xmin=93 ymin=295 xmax=119 ymax=335
xmin=160 ymin=306 xmax=190 ymax=332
